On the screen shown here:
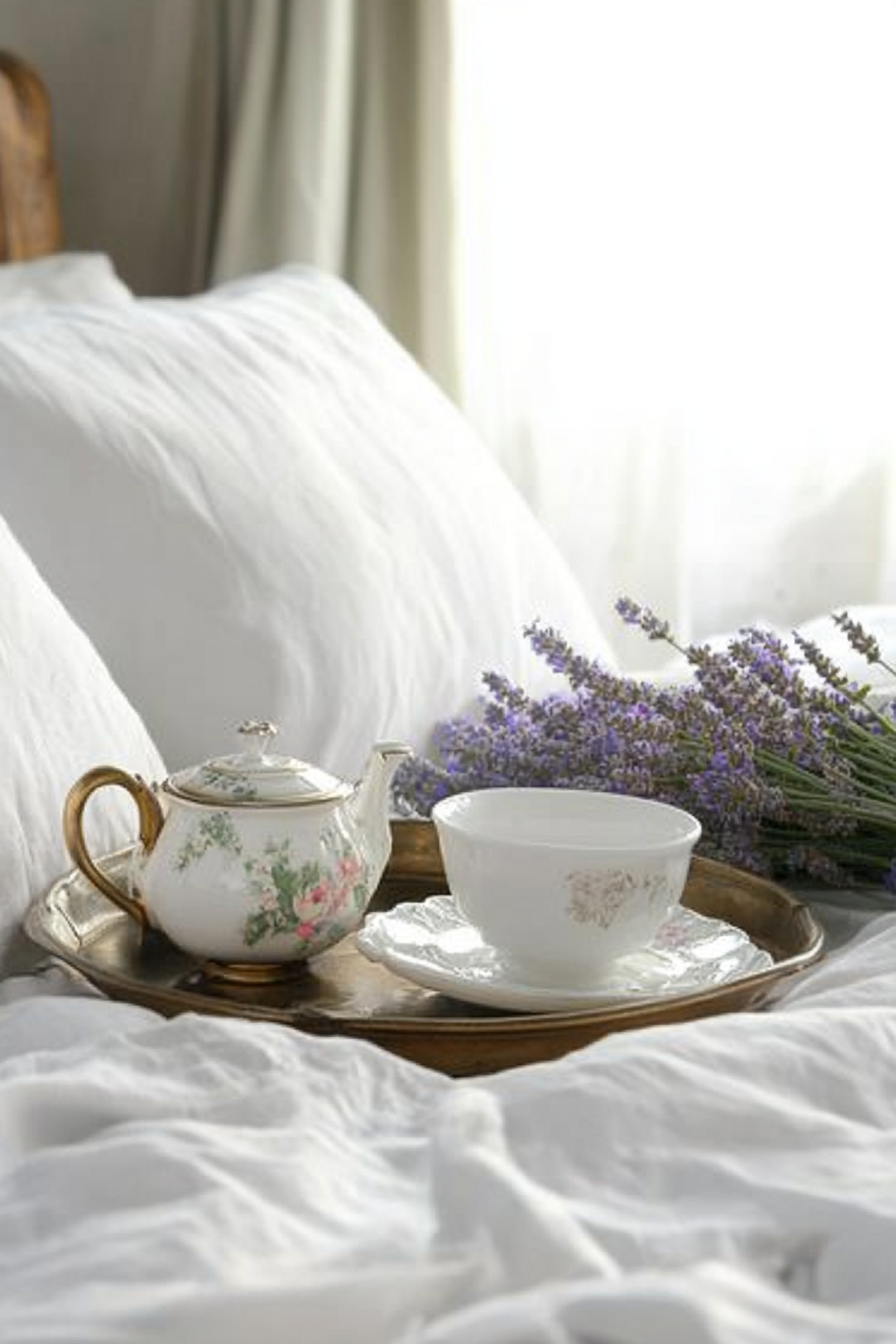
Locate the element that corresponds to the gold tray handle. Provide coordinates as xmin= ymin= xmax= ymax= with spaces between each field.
xmin=63 ymin=767 xmax=165 ymax=929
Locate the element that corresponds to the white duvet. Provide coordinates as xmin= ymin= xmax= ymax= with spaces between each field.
xmin=2 ymin=911 xmax=896 ymax=1344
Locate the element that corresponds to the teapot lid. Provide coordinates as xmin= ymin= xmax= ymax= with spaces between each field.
xmin=165 ymin=720 xmax=353 ymax=807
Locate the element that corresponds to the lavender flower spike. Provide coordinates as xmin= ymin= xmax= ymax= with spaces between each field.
xmin=792 ymin=632 xmax=851 ymax=692
xmin=614 ymin=597 xmax=674 ymax=645
xmin=831 ymin=611 xmax=896 ymax=682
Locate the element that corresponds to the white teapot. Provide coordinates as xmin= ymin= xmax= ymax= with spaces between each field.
xmin=63 ymin=721 xmax=411 ymax=979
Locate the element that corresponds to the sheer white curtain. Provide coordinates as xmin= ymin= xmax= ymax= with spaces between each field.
xmin=453 ymin=0 xmax=896 ymax=668
xmin=212 ymin=0 xmax=460 ymax=398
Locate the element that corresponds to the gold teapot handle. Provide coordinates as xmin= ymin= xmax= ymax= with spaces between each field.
xmin=63 ymin=767 xmax=165 ymax=928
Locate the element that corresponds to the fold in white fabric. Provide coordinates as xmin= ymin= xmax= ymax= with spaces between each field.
xmin=1 ymin=916 xmax=895 ymax=1344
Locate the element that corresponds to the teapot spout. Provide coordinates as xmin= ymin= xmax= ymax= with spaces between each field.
xmin=351 ymin=741 xmax=413 ymax=886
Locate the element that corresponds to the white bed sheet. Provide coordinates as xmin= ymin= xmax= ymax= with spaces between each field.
xmin=1 ymin=909 xmax=895 ymax=1344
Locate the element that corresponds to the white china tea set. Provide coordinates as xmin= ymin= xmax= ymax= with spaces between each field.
xmin=63 ymin=723 xmax=767 ymax=1005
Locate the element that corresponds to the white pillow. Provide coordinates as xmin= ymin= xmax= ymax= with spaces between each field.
xmin=0 ymin=517 xmax=165 ymax=976
xmin=0 ymin=253 xmax=133 ymax=312
xmin=0 ymin=265 xmax=612 ymax=778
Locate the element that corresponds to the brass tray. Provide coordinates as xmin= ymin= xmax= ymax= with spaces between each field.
xmin=26 ymin=820 xmax=824 ymax=1077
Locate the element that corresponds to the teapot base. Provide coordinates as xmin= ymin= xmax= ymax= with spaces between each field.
xmin=199 ymin=958 xmax=309 ymax=986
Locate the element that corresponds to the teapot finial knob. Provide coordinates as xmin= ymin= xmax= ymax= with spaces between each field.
xmin=237 ymin=719 xmax=279 ymax=761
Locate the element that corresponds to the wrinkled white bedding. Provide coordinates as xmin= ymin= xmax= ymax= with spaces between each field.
xmin=2 ymin=912 xmax=895 ymax=1344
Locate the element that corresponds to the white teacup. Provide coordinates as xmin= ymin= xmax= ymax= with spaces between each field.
xmin=431 ymin=787 xmax=701 ymax=987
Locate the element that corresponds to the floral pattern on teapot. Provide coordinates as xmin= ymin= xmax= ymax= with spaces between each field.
xmin=174 ymin=811 xmax=369 ymax=953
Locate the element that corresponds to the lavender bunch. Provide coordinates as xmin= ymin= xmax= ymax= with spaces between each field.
xmin=393 ymin=602 xmax=896 ymax=892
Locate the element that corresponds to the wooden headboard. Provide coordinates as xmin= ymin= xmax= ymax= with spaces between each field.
xmin=0 ymin=51 xmax=61 ymax=261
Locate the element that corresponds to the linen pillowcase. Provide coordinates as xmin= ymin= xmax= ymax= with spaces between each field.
xmin=0 ymin=516 xmax=165 ymax=977
xmin=0 ymin=265 xmax=614 ymax=780
xmin=0 ymin=253 xmax=133 ymax=312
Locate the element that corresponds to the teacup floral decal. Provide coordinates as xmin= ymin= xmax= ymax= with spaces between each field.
xmin=565 ymin=870 xmax=670 ymax=928
xmin=174 ymin=812 xmax=368 ymax=952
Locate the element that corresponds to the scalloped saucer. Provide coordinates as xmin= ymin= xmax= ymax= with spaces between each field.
xmin=357 ymin=895 xmax=773 ymax=1012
